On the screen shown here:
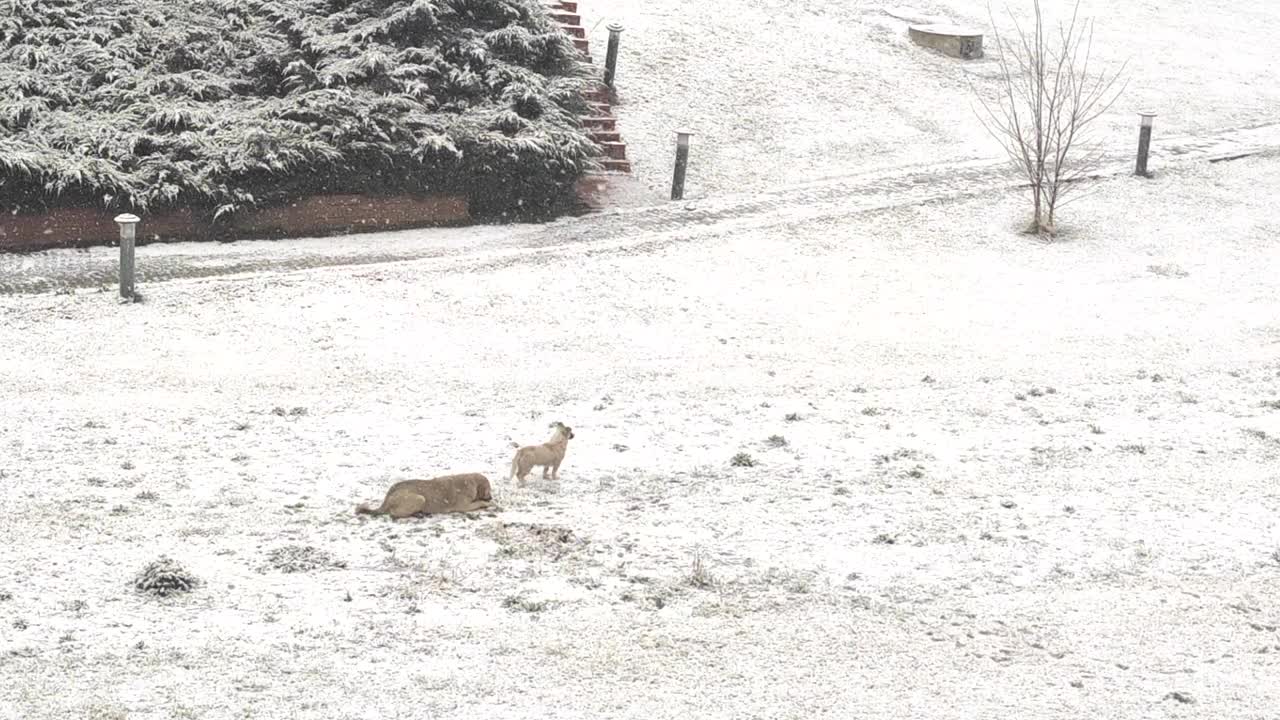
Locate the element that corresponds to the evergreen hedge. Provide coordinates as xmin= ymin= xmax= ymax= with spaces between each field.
xmin=0 ymin=0 xmax=601 ymax=222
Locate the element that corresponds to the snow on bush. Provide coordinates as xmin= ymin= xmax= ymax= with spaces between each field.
xmin=0 ymin=0 xmax=601 ymax=220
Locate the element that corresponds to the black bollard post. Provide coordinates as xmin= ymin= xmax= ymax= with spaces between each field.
xmin=670 ymin=129 xmax=694 ymax=201
xmin=603 ymin=23 xmax=623 ymax=90
xmin=1135 ymin=112 xmax=1156 ymax=178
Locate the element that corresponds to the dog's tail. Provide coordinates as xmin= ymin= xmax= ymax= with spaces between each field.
xmin=508 ymin=452 xmax=520 ymax=482
xmin=354 ymin=501 xmax=385 ymax=516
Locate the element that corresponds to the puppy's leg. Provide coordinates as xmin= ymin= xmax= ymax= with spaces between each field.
xmin=388 ymin=495 xmax=425 ymax=520
xmin=541 ymin=462 xmax=551 ymax=480
xmin=551 ymin=459 xmax=562 ymax=480
xmin=464 ymin=499 xmax=492 ymax=512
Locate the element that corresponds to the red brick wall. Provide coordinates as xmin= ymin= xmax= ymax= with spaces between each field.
xmin=0 ymin=194 xmax=469 ymax=252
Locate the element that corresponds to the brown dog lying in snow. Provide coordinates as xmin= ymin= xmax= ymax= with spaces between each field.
xmin=355 ymin=473 xmax=493 ymax=519
xmin=509 ymin=422 xmax=575 ymax=486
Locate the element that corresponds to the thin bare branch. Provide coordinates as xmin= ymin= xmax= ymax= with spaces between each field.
xmin=969 ymin=0 xmax=1128 ymax=234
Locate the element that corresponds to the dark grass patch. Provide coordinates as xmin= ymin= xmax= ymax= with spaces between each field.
xmin=260 ymin=544 xmax=347 ymax=573
xmin=133 ymin=556 xmax=198 ymax=598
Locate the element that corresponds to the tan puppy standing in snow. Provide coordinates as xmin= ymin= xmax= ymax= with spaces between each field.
xmin=509 ymin=421 xmax=575 ymax=486
xmin=355 ymin=473 xmax=493 ymax=519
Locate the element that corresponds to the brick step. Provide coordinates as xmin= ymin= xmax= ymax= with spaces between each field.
xmin=599 ymin=141 xmax=627 ymax=160
xmin=540 ymin=2 xmax=631 ymax=182
xmin=574 ymin=170 xmax=635 ymax=209
xmin=556 ymin=23 xmax=586 ymax=39
xmin=583 ymin=116 xmax=617 ymax=131
xmin=574 ymin=174 xmax=610 ymax=208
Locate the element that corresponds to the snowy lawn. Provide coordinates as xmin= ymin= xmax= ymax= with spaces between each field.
xmin=579 ymin=0 xmax=1280 ymax=201
xmin=2 ymin=156 xmax=1280 ymax=719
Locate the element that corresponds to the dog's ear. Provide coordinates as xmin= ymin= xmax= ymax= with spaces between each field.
xmin=565 ymin=426 xmax=575 ymax=439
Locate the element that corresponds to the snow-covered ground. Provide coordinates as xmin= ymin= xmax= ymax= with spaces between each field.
xmin=581 ymin=0 xmax=1280 ymax=201
xmin=2 ymin=155 xmax=1278 ymax=718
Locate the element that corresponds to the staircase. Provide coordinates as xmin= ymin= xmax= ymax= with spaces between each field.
xmin=543 ymin=1 xmax=632 ymax=207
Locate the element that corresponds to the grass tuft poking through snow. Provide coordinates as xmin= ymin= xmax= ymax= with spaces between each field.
xmin=133 ymin=557 xmax=199 ymax=598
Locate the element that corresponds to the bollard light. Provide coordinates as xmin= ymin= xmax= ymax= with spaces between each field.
xmin=670 ymin=128 xmax=694 ymax=201
xmin=1135 ymin=111 xmax=1157 ymax=178
xmin=114 ymin=213 xmax=140 ymax=301
xmin=603 ymin=23 xmax=624 ymax=90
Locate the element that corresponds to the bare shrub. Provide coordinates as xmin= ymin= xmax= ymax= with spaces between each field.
xmin=686 ymin=550 xmax=717 ymax=589
xmin=972 ymin=0 xmax=1128 ymax=236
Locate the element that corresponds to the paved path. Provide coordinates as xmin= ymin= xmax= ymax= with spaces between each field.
xmin=1 ymin=122 xmax=1278 ymax=296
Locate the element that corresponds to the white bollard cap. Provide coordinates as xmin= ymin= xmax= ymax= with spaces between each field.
xmin=114 ymin=213 xmax=141 ymax=225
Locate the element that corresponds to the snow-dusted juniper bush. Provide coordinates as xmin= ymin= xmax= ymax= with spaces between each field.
xmin=0 ymin=0 xmax=601 ymax=220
